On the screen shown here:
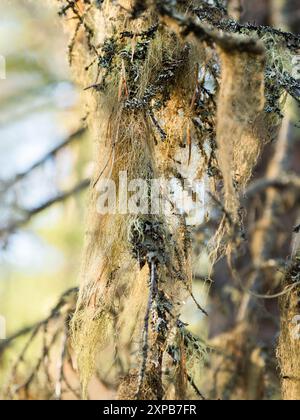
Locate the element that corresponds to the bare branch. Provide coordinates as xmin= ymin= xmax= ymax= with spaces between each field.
xmin=0 ymin=179 xmax=90 ymax=238
xmin=3 ymin=288 xmax=78 ymax=399
xmin=245 ymin=175 xmax=300 ymax=200
xmin=0 ymin=288 xmax=79 ymax=354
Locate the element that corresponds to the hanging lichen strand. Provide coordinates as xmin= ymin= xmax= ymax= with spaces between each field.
xmin=277 ymin=250 xmax=300 ymax=400
xmin=56 ymin=0 xmax=208 ymax=399
xmin=56 ymin=0 xmax=300 ymax=400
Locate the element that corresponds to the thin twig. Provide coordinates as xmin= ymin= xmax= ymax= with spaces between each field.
xmin=0 ymin=179 xmax=90 ymax=238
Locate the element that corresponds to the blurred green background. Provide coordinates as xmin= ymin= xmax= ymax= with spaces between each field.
xmin=0 ymin=0 xmax=90 ymax=390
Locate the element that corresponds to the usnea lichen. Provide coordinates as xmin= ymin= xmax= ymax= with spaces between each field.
xmin=56 ymin=0 xmax=300 ymax=400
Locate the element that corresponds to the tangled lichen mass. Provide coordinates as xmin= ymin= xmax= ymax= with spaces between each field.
xmin=1 ymin=0 xmax=300 ymax=401
xmin=53 ymin=0 xmax=300 ymax=400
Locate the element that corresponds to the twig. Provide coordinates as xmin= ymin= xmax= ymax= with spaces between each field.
xmin=55 ymin=327 xmax=68 ymax=400
xmin=14 ymin=330 xmax=61 ymax=398
xmin=136 ymin=259 xmax=158 ymax=398
xmin=189 ymin=290 xmax=209 ymax=317
xmin=187 ymin=374 xmax=206 ymax=400
xmin=0 ymin=179 xmax=90 ymax=238
xmin=0 ymin=324 xmax=40 ymax=353
xmin=1 ymin=288 xmax=78 ymax=356
xmin=156 ymin=1 xmax=264 ymax=54
xmin=0 ymin=128 xmax=86 ymax=194
xmin=5 ymin=288 xmax=78 ymax=398
xmin=245 ymin=176 xmax=300 ymax=200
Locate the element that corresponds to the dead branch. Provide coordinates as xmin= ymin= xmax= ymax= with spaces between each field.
xmin=3 ymin=288 xmax=78 ymax=400
xmin=0 ymin=128 xmax=86 ymax=194
xmin=0 ymin=288 xmax=78 ymax=354
xmin=156 ymin=1 xmax=265 ymax=54
xmin=0 ymin=179 xmax=90 ymax=239
xmin=245 ymin=175 xmax=300 ymax=200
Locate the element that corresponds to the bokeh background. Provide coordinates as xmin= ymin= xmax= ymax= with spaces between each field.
xmin=0 ymin=0 xmax=299 ymax=400
xmin=0 ymin=0 xmax=91 ymax=394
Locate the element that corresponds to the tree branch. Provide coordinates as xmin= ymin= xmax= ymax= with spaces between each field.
xmin=156 ymin=1 xmax=265 ymax=54
xmin=0 ymin=287 xmax=78 ymax=354
xmin=0 ymin=128 xmax=86 ymax=194
xmin=0 ymin=179 xmax=90 ymax=238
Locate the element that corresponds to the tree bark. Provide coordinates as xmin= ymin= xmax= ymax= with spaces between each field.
xmin=277 ymin=242 xmax=300 ymax=400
